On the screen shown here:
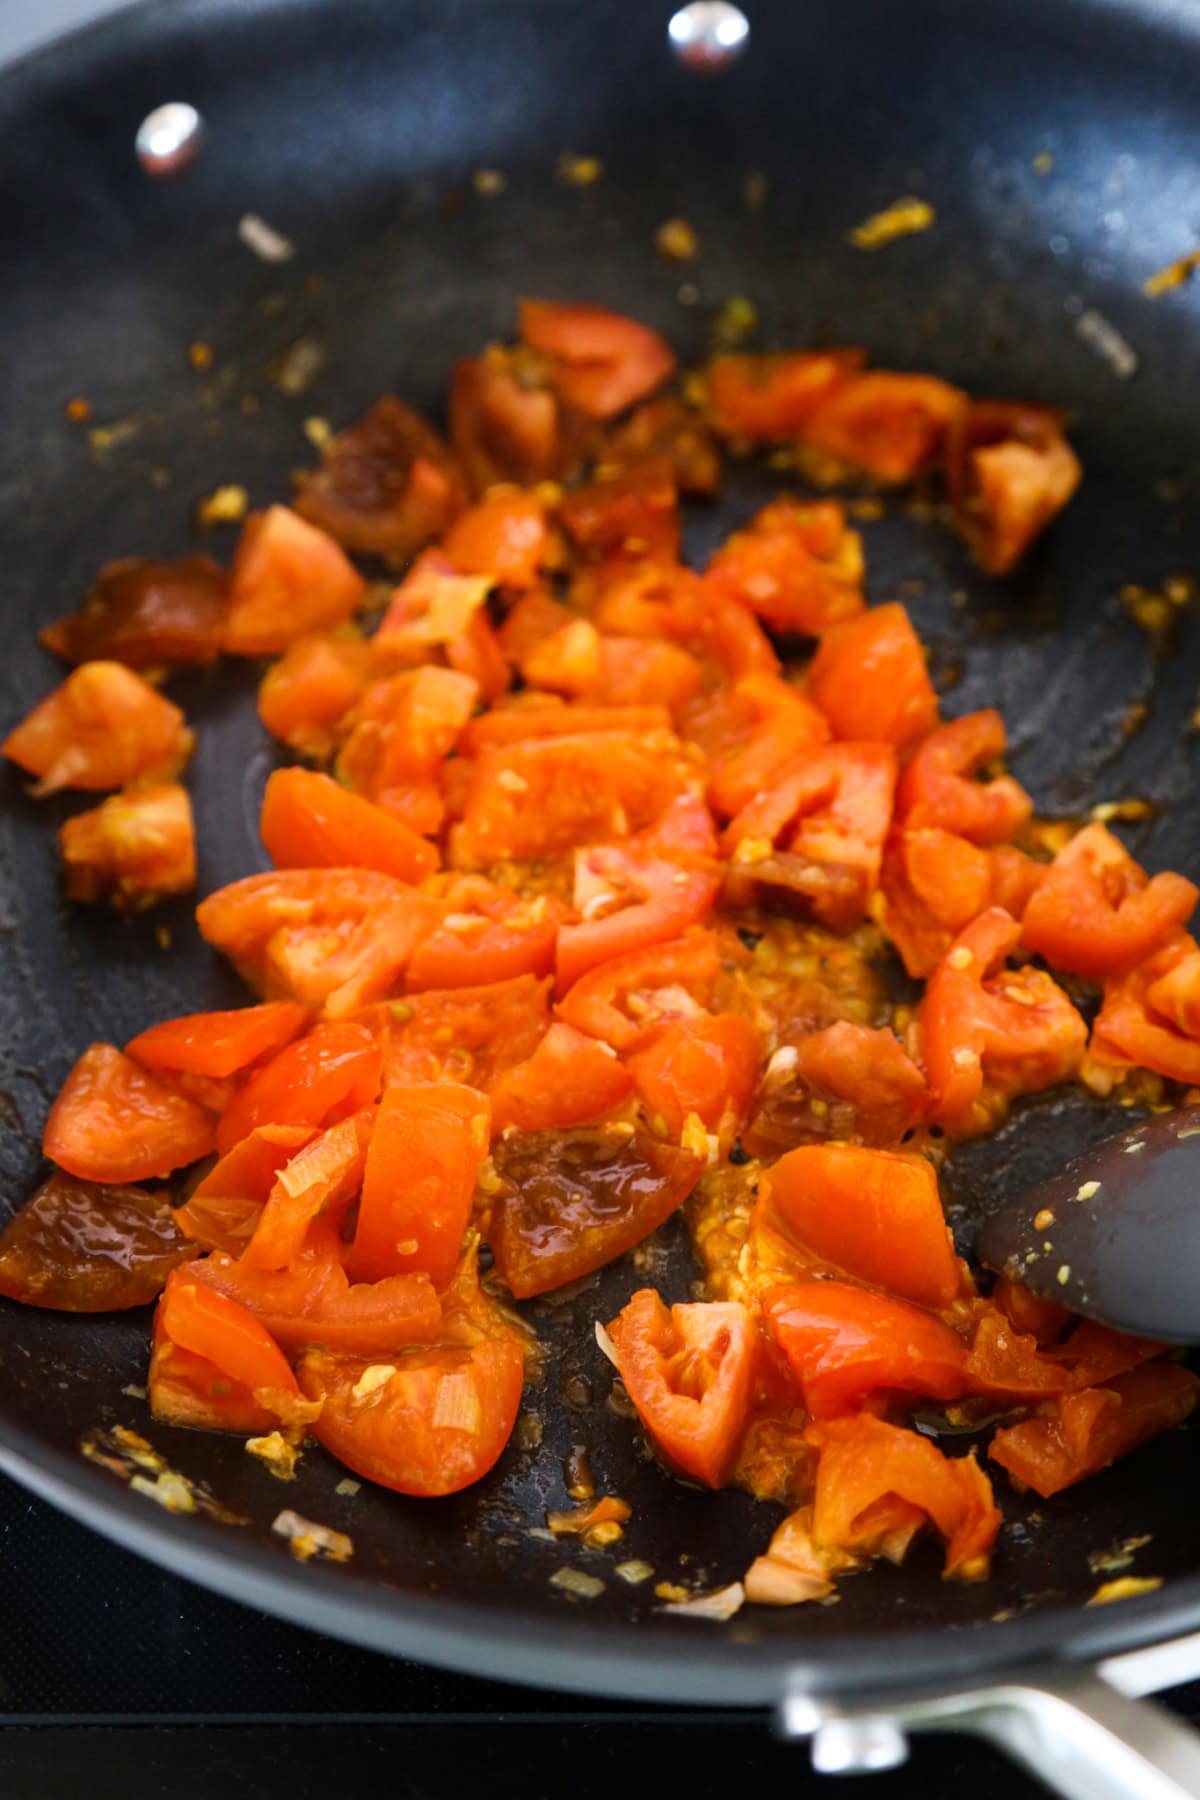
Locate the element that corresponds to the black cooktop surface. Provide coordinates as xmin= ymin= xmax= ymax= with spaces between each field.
xmin=2 ymin=1472 xmax=1197 ymax=1799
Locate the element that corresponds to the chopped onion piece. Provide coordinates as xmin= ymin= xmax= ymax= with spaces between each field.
xmin=660 ymin=1581 xmax=745 ymax=1621
xmin=594 ymin=1319 xmax=620 ymax=1369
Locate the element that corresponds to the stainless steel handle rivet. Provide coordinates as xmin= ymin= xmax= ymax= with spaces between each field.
xmin=812 ymin=1717 xmax=910 ymax=1774
xmin=667 ymin=2 xmax=749 ymax=71
xmin=136 ymin=102 xmax=205 ymax=176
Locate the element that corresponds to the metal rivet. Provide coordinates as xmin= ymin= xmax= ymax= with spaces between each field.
xmin=668 ymin=1 xmax=750 ymax=72
xmin=811 ymin=1718 xmax=910 ymax=1775
xmin=136 ymin=102 xmax=205 ymax=177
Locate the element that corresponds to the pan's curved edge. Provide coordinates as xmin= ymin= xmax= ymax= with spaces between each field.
xmin=4 ymin=1414 xmax=1200 ymax=1709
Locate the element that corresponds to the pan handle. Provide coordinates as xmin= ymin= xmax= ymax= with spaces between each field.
xmin=779 ymin=1635 xmax=1200 ymax=1800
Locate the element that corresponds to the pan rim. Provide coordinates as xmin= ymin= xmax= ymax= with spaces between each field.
xmin=2 ymin=1410 xmax=1199 ymax=1706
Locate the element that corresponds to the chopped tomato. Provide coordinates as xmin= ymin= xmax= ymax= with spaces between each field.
xmin=704 ymin=498 xmax=864 ymax=635
xmin=335 ymin=665 xmax=478 ymax=804
xmin=495 ymin=589 xmax=574 ymax=664
xmin=406 ymin=886 xmax=564 ymax=991
xmin=240 ymin=1110 xmax=374 ymax=1272
xmin=1021 ymin=823 xmax=1196 ymax=979
xmin=490 ymin=1022 xmax=632 ymax=1133
xmin=809 ymin=1412 xmax=1000 ymax=1580
xmin=919 ymin=908 xmax=1087 ymax=1131
xmin=41 ymin=556 xmax=229 ymax=669
xmin=0 ymin=1170 xmax=193 ymax=1311
xmin=897 ymin=709 xmax=1031 ymax=845
xmin=1090 ymin=933 xmax=1200 ymax=1085
xmin=946 ymin=401 xmax=1081 ymax=575
xmin=223 ymin=506 xmax=365 ymax=656
xmin=256 ymin=632 xmax=375 ymax=760
xmin=374 ymin=548 xmax=490 ymax=655
xmin=450 ymin=730 xmax=684 ymax=866
xmin=260 ymin=766 xmax=439 ymax=885
xmin=558 ymin=459 xmax=679 ymax=563
xmin=625 ymin=1014 xmax=759 ymax=1142
xmin=487 ymin=1122 xmax=702 ymax=1297
xmin=722 ymin=742 xmax=897 ymax=929
xmin=707 ymin=351 xmax=864 ymax=441
xmin=880 ymin=826 xmax=999 ymax=978
xmin=197 ymin=867 xmax=414 ymax=981
xmin=744 ymin=1021 xmax=927 ymax=1158
xmin=520 ymin=300 xmax=676 ymax=419
xmin=347 ymin=1083 xmax=489 ymax=1289
xmin=151 ymin=1268 xmax=311 ymax=1434
xmin=59 ymin=782 xmax=196 ymax=910
xmin=764 ymin=1280 xmax=967 ymax=1418
xmin=215 ymin=1023 xmax=382 ymax=1156
xmin=460 ymin=701 xmax=672 ymax=755
xmin=128 ymin=1001 xmax=309 ymax=1080
xmin=757 ymin=1142 xmax=960 ymax=1309
xmin=292 ymin=396 xmax=465 ymax=557
xmin=555 ymin=931 xmax=722 ymax=1052
xmin=262 ymin=890 xmax=443 ymax=1018
xmin=371 ymin=973 xmax=551 ymax=1089
xmin=607 ymin=1289 xmax=756 ymax=1487
xmin=189 ymin=1231 xmax=441 ymax=1357
xmin=174 ymin=1123 xmax=317 ymax=1254
xmin=686 ymin=673 xmax=831 ymax=820
xmin=802 ymin=372 xmax=967 ymax=484
xmin=443 ymin=489 xmax=548 ymax=587
xmin=964 ymin=1307 xmax=1162 ymax=1403
xmin=450 ymin=350 xmax=575 ymax=492
xmin=808 ymin=603 xmax=939 ymax=750
xmin=595 ymin=637 xmax=703 ymax=713
xmin=297 ymin=1335 xmax=524 ymax=1495
xmin=558 ymin=840 xmax=719 ymax=994
xmin=4 ymin=661 xmax=193 ymax=793
xmin=989 ymin=1363 xmax=1199 ymax=1498
xmin=44 ymin=1043 xmax=216 ymax=1184
xmin=598 ymin=395 xmax=720 ymax=495
xmin=588 ymin=560 xmax=706 ymax=642
xmin=990 ymin=1274 xmax=1072 ymax=1348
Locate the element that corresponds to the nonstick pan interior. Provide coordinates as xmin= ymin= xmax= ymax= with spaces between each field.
xmin=2 ymin=0 xmax=1200 ymax=1704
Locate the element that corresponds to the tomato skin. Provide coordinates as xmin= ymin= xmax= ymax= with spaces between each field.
xmin=802 ymin=372 xmax=967 ymax=483
xmin=1090 ymin=932 xmax=1200 ymax=1085
xmin=758 ymin=1143 xmax=960 ymax=1310
xmin=607 ymin=1289 xmax=756 ymax=1487
xmin=127 ymin=1001 xmax=311 ymax=1081
xmin=704 ymin=498 xmax=864 ymax=635
xmin=897 ymin=709 xmax=1030 ymax=845
xmin=707 ymin=351 xmax=864 ymax=440
xmin=625 ymin=1013 xmax=759 ymax=1142
xmin=4 ymin=661 xmax=192 ymax=794
xmin=809 ymin=1412 xmax=1000 ymax=1580
xmin=686 ymin=673 xmax=831 ymax=820
xmin=297 ymin=1336 xmax=524 ymax=1496
xmin=348 ymin=1083 xmax=489 ymax=1289
xmin=487 ymin=1123 xmax=703 ymax=1298
xmin=44 ymin=1044 xmax=217 ymax=1184
xmin=489 ymin=1022 xmax=632 ymax=1133
xmin=764 ymin=1280 xmax=968 ymax=1418
xmin=946 ymin=401 xmax=1081 ymax=575
xmin=257 ymin=632 xmax=375 ymax=760
xmin=989 ymin=1362 xmax=1199 ymax=1498
xmin=555 ymin=931 xmax=722 ymax=1052
xmin=520 ymin=300 xmax=676 ymax=419
xmin=808 ymin=603 xmax=939 ymax=750
xmin=189 ymin=1235 xmax=442 ymax=1357
xmin=1021 ymin=823 xmax=1197 ymax=979
xmin=557 ymin=840 xmax=720 ymax=994
xmin=42 ymin=556 xmax=229 ymax=670
xmin=215 ymin=1024 xmax=382 ymax=1156
xmin=260 ymin=767 xmax=439 ymax=885
xmin=744 ymin=1021 xmax=927 ymax=1158
xmin=722 ymin=742 xmax=897 ymax=929
xmin=151 ymin=1267 xmax=311 ymax=1434
xmin=443 ymin=490 xmax=548 ymax=588
xmin=0 ymin=1171 xmax=194 ymax=1311
xmin=59 ymin=782 xmax=196 ymax=910
xmin=223 ymin=506 xmax=365 ymax=656
xmin=292 ymin=395 xmax=465 ymax=557
xmin=919 ymin=907 xmax=1087 ymax=1131
xmin=406 ymin=885 xmax=566 ymax=992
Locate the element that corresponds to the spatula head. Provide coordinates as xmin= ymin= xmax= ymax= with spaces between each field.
xmin=976 ymin=1106 xmax=1200 ymax=1344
